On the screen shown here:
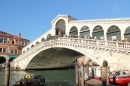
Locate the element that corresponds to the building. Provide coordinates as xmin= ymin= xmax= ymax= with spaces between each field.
xmin=0 ymin=31 xmax=30 ymax=64
xmin=22 ymin=14 xmax=130 ymax=52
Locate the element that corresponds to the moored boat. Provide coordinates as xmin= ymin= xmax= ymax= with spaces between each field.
xmin=95 ymin=70 xmax=130 ymax=85
xmin=14 ymin=74 xmax=46 ymax=86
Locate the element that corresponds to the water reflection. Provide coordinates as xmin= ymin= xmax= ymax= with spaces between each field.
xmin=0 ymin=69 xmax=75 ymax=86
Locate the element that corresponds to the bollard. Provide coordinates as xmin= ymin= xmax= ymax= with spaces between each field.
xmin=91 ymin=62 xmax=94 ymax=78
xmin=5 ymin=62 xmax=10 ymax=86
xmin=75 ymin=62 xmax=79 ymax=86
xmin=86 ymin=62 xmax=89 ymax=80
xmin=81 ymin=62 xmax=84 ymax=86
xmin=102 ymin=60 xmax=108 ymax=86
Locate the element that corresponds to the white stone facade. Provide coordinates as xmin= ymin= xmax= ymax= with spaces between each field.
xmin=22 ymin=14 xmax=130 ymax=53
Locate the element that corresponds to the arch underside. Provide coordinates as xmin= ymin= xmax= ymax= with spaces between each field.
xmin=26 ymin=48 xmax=83 ymax=70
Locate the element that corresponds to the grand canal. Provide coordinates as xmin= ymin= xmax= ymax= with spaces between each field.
xmin=0 ymin=68 xmax=75 ymax=86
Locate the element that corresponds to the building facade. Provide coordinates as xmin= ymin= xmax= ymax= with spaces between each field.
xmin=22 ymin=14 xmax=130 ymax=53
xmin=0 ymin=31 xmax=30 ymax=64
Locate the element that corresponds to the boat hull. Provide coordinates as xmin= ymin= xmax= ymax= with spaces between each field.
xmin=95 ymin=75 xmax=130 ymax=85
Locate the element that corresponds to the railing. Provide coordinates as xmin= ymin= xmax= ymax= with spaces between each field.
xmin=11 ymin=37 xmax=130 ymax=64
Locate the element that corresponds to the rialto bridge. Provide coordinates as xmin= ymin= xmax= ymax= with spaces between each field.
xmin=8 ymin=14 xmax=130 ymax=71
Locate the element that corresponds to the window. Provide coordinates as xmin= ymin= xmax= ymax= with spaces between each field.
xmin=0 ymin=37 xmax=2 ymax=43
xmin=0 ymin=48 xmax=2 ymax=52
xmin=15 ymin=49 xmax=17 ymax=54
xmin=11 ymin=49 xmax=14 ymax=53
xmin=12 ymin=40 xmax=15 ymax=44
xmin=3 ymin=38 xmax=7 ymax=43
xmin=22 ymin=41 xmax=27 ymax=46
xmin=3 ymin=48 xmax=6 ymax=53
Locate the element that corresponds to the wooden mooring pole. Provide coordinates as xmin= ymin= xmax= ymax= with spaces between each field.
xmin=5 ymin=62 xmax=10 ymax=86
xmin=75 ymin=62 xmax=79 ymax=86
xmin=102 ymin=60 xmax=108 ymax=86
xmin=81 ymin=62 xmax=84 ymax=86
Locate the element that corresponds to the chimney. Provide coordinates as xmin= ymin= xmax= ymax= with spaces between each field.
xmin=18 ymin=33 xmax=21 ymax=38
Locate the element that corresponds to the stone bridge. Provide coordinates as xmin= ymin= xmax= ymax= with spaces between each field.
xmin=11 ymin=37 xmax=130 ymax=71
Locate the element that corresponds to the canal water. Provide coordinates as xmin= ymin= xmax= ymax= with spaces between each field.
xmin=0 ymin=68 xmax=75 ymax=86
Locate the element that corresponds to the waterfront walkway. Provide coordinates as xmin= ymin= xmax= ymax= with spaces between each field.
xmin=85 ymin=79 xmax=116 ymax=86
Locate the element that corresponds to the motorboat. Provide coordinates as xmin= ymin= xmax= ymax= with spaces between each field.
xmin=14 ymin=74 xmax=46 ymax=86
xmin=95 ymin=69 xmax=130 ymax=85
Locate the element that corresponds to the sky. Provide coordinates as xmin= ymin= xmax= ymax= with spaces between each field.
xmin=0 ymin=0 xmax=130 ymax=42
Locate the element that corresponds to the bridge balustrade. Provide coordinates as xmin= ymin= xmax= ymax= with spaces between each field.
xmin=58 ymin=37 xmax=130 ymax=51
xmin=11 ymin=37 xmax=130 ymax=65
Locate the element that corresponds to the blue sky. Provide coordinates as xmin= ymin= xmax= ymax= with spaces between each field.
xmin=0 ymin=0 xmax=130 ymax=42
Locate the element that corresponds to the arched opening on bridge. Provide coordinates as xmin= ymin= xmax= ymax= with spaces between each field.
xmin=23 ymin=50 xmax=25 ymax=53
xmin=124 ymin=26 xmax=130 ymax=42
xmin=107 ymin=25 xmax=121 ymax=41
xmin=27 ymin=47 xmax=29 ymax=51
xmin=31 ymin=45 xmax=34 ymax=48
xmin=80 ymin=26 xmax=90 ymax=38
xmin=36 ymin=41 xmax=40 ymax=45
xmin=0 ymin=56 xmax=6 ymax=64
xmin=55 ymin=19 xmax=66 ymax=37
xmin=92 ymin=25 xmax=104 ymax=40
xmin=41 ymin=37 xmax=45 ymax=42
xmin=69 ymin=26 xmax=78 ymax=37
xmin=46 ymin=33 xmax=52 ymax=40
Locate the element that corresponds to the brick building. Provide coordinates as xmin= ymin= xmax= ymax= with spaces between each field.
xmin=0 ymin=31 xmax=30 ymax=64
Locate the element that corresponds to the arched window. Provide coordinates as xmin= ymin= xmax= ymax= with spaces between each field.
xmin=55 ymin=19 xmax=66 ymax=37
xmin=124 ymin=26 xmax=130 ymax=42
xmin=80 ymin=26 xmax=90 ymax=38
xmin=92 ymin=25 xmax=104 ymax=40
xmin=107 ymin=25 xmax=121 ymax=41
xmin=69 ymin=26 xmax=78 ymax=37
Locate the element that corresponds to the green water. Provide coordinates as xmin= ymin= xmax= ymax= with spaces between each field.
xmin=0 ymin=69 xmax=75 ymax=86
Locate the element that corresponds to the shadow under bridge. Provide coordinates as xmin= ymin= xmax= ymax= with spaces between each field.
xmin=26 ymin=48 xmax=83 ymax=70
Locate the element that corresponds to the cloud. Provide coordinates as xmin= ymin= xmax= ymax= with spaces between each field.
xmin=113 ymin=4 xmax=120 ymax=13
xmin=112 ymin=0 xmax=122 ymax=14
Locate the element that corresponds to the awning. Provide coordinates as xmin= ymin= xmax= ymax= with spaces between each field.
xmin=9 ymin=56 xmax=17 ymax=59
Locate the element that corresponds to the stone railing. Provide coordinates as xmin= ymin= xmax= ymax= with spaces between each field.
xmin=58 ymin=37 xmax=130 ymax=51
xmin=11 ymin=37 xmax=130 ymax=65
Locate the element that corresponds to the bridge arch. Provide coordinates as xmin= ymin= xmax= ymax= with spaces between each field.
xmin=69 ymin=26 xmax=78 ymax=37
xmin=107 ymin=25 xmax=121 ymax=41
xmin=55 ymin=19 xmax=66 ymax=37
xmin=80 ymin=26 xmax=90 ymax=38
xmin=92 ymin=25 xmax=104 ymax=40
xmin=124 ymin=26 xmax=130 ymax=42
xmin=18 ymin=43 xmax=103 ymax=70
